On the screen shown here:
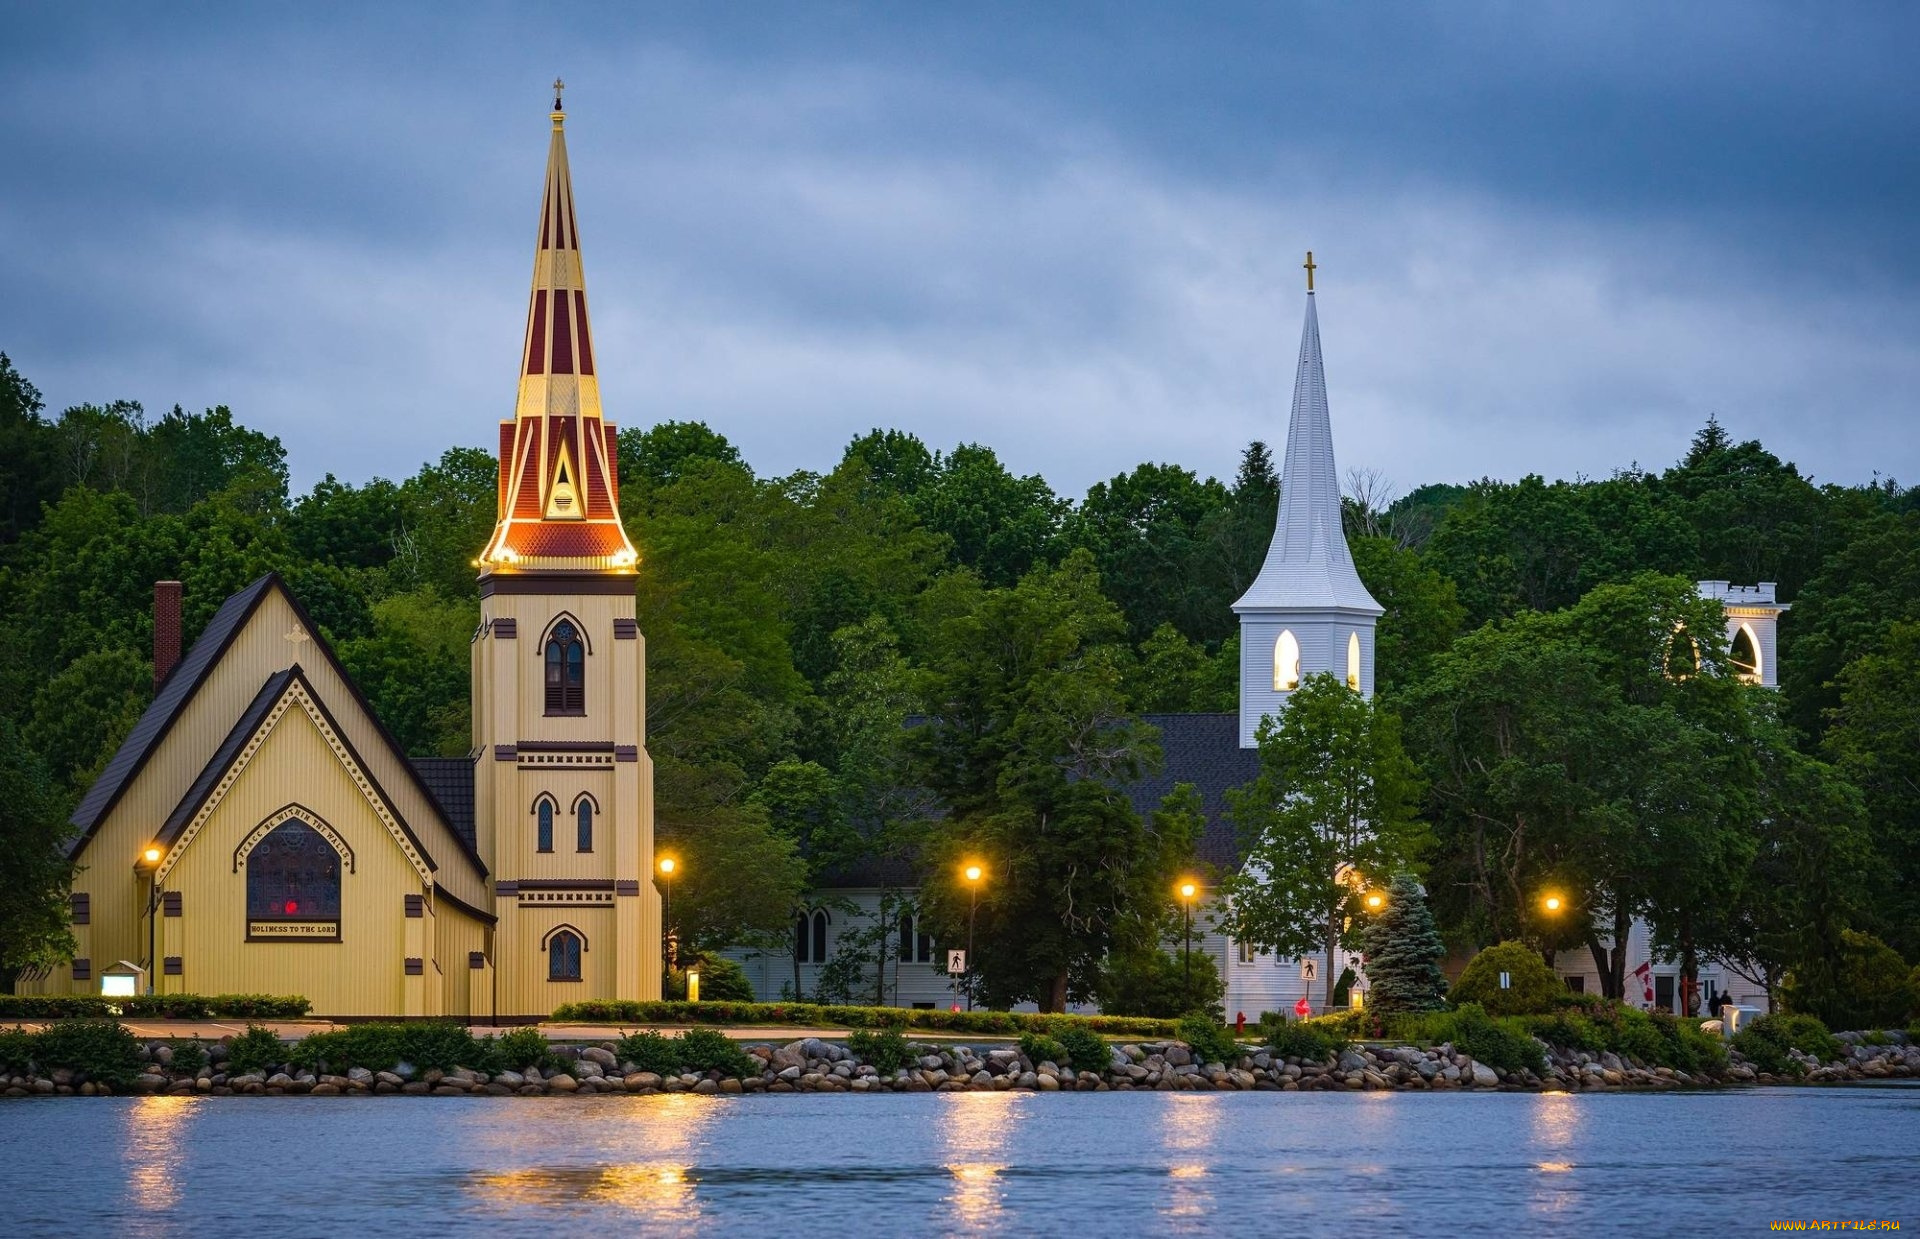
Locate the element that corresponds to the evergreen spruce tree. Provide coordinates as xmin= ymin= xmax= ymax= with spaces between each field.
xmin=1362 ymin=873 xmax=1448 ymax=1014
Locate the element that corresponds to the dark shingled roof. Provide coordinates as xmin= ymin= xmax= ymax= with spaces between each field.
xmin=819 ymin=712 xmax=1258 ymax=889
xmin=68 ymin=575 xmax=278 ymax=856
xmin=413 ymin=756 xmax=479 ymax=855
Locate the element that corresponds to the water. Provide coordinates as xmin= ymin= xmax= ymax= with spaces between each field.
xmin=1 ymin=1087 xmax=1914 ymax=1236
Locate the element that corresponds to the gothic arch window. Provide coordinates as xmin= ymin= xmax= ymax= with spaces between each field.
xmin=572 ymin=793 xmax=597 ymax=853
xmin=1346 ymin=632 xmax=1362 ymax=691
xmin=1274 ymin=630 xmax=1301 ymax=691
xmin=246 ymin=818 xmax=341 ymax=924
xmin=1730 ymin=624 xmax=1762 ymax=684
xmin=795 ymin=908 xmax=830 ymax=964
xmin=544 ymin=925 xmax=584 ymax=981
xmin=897 ymin=912 xmax=934 ymax=964
xmin=544 ymin=618 xmax=586 ymax=715
xmin=534 ymin=796 xmax=556 ymax=853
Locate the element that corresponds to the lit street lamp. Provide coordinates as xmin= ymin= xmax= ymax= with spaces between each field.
xmin=963 ymin=863 xmax=984 ymax=1011
xmin=1542 ymin=892 xmax=1564 ymax=915
xmin=138 ymin=846 xmax=163 ymax=995
xmin=658 ymin=856 xmax=679 ymax=974
xmin=1177 ymin=880 xmax=1199 ymax=993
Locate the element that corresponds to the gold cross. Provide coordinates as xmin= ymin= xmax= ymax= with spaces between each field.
xmin=553 ymin=78 xmax=565 ymax=110
xmin=1303 ymin=250 xmax=1316 ymax=292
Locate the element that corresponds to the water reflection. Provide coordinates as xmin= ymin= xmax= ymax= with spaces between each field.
xmin=941 ymin=1090 xmax=1024 ymax=1230
xmin=123 ymin=1095 xmax=198 ymax=1214
xmin=1529 ymin=1089 xmax=1583 ymax=1216
xmin=468 ymin=1094 xmax=719 ymax=1225
xmin=1160 ymin=1093 xmax=1219 ymax=1223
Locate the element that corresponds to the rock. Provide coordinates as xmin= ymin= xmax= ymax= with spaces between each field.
xmin=134 ymin=1073 xmax=167 ymax=1092
xmin=347 ymin=1067 xmax=374 ymax=1084
xmin=1337 ymin=1050 xmax=1369 ymax=1074
xmin=576 ymin=1061 xmax=605 ymax=1079
xmin=547 ymin=1074 xmax=579 ymax=1093
xmin=625 ymin=1072 xmax=662 ymax=1090
xmin=770 ymin=1044 xmax=807 ymax=1073
xmin=401 ymin=1081 xmax=432 ymax=1095
xmin=423 ymin=1068 xmax=445 ymax=1085
xmin=693 ymin=1079 xmax=719 ymax=1094
xmin=1035 ymin=1073 xmax=1060 ymax=1091
xmin=778 ymin=1065 xmax=802 ymax=1081
xmin=432 ymin=1085 xmax=468 ymax=1096
xmin=580 ymin=1046 xmax=617 ymax=1068
xmin=517 ymin=1084 xmax=545 ymax=1096
xmin=494 ymin=1070 xmax=525 ymax=1087
xmin=971 ymin=1070 xmax=993 ymax=1086
xmin=720 ymin=1078 xmax=743 ymax=1094
xmin=1164 ymin=1046 xmax=1192 ymax=1067
xmin=1470 ymin=1063 xmax=1498 ymax=1088
xmin=375 ymin=1071 xmax=405 ymax=1087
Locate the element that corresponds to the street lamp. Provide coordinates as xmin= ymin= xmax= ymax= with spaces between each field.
xmin=962 ymin=862 xmax=984 ymax=1011
xmin=1177 ymin=880 xmax=1199 ymax=993
xmin=137 ymin=846 xmax=163 ymax=996
xmin=1364 ymin=890 xmax=1385 ymax=912
xmin=657 ymin=856 xmax=678 ymax=975
xmin=1542 ymin=892 xmax=1564 ymax=915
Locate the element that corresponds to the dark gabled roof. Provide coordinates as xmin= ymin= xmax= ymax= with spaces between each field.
xmin=412 ymin=756 xmax=478 ymax=854
xmin=155 ymin=666 xmax=297 ymax=847
xmin=817 ymin=712 xmax=1259 ymax=889
xmin=68 ymin=574 xmax=279 ymax=856
xmin=1129 ymin=713 xmax=1261 ymax=872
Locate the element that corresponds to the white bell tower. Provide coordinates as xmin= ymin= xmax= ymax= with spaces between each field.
xmin=1233 ymin=255 xmax=1383 ymax=747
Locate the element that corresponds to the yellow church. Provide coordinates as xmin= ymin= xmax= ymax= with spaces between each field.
xmin=39 ymin=91 xmax=663 ymax=1018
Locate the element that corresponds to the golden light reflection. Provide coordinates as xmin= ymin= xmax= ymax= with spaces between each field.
xmin=1160 ymin=1093 xmax=1219 ymax=1221
xmin=941 ymin=1090 xmax=1023 ymax=1231
xmin=472 ymin=1163 xmax=698 ymax=1221
xmin=125 ymin=1095 xmax=198 ymax=1212
xmin=1527 ymin=1090 xmax=1581 ymax=1215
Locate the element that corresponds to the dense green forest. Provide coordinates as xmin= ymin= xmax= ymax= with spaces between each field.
xmin=1 ymin=349 xmax=1916 ymax=1022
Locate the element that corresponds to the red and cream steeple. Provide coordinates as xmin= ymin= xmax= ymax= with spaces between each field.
xmin=480 ymin=82 xmax=639 ymax=574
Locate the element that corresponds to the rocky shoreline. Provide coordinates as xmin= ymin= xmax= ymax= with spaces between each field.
xmin=4 ymin=1031 xmax=1916 ymax=1097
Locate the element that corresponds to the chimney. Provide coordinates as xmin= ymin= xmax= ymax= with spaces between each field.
xmin=153 ymin=581 xmax=183 ymax=689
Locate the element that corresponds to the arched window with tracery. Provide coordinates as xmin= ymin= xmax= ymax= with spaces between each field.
xmin=897 ymin=912 xmax=933 ymax=964
xmin=535 ymin=797 xmax=555 ymax=853
xmin=574 ymin=796 xmax=595 ymax=853
xmin=545 ymin=619 xmax=586 ymax=715
xmin=246 ymin=819 xmax=341 ymax=925
xmin=1274 ymin=630 xmax=1301 ymax=691
xmin=548 ymin=929 xmax=583 ymax=981
xmin=794 ymin=909 xmax=830 ymax=964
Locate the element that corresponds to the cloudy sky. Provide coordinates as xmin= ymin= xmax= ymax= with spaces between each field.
xmin=3 ymin=4 xmax=1916 ymax=499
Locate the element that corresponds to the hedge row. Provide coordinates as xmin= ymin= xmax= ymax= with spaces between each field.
xmin=551 ymin=999 xmax=1180 ymax=1038
xmin=0 ymin=994 xmax=312 ymax=1020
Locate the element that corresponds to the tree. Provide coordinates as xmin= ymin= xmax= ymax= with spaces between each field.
xmin=910 ymin=552 xmax=1184 ymax=1011
xmin=1449 ymin=940 xmax=1564 ymax=1016
xmin=1349 ymin=533 xmax=1464 ymax=694
xmin=654 ymin=804 xmax=807 ymax=956
xmin=1823 ymin=620 xmax=1920 ymax=958
xmin=0 ymin=353 xmax=58 ymax=545
xmin=1066 ymin=462 xmax=1229 ymax=643
xmin=1360 ymin=873 xmax=1448 ymax=1014
xmin=336 ymin=589 xmax=477 ymax=757
xmin=24 ymin=647 xmax=150 ymax=798
xmin=911 ymin=443 xmax=1065 ymax=587
xmin=0 ymin=719 xmax=75 ymax=986
xmin=616 ymin=420 xmax=747 ymax=495
xmin=1219 ymin=673 xmax=1426 ymax=1008
xmin=1783 ymin=930 xmax=1919 ymax=1032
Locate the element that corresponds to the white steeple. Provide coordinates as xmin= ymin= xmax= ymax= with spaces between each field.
xmin=1233 ymin=257 xmax=1383 ymax=746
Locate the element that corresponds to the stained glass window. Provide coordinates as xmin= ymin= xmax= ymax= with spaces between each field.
xmin=549 ymin=930 xmax=582 ymax=981
xmin=246 ymin=820 xmax=341 ymax=921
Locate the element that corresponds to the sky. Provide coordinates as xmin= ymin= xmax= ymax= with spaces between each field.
xmin=3 ymin=3 xmax=1917 ymax=501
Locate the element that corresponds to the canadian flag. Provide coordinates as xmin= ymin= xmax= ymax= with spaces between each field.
xmin=1632 ymin=961 xmax=1655 ymax=1008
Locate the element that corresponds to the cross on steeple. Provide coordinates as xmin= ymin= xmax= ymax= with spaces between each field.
xmin=1303 ymin=250 xmax=1316 ymax=293
xmin=553 ymin=78 xmax=565 ymax=111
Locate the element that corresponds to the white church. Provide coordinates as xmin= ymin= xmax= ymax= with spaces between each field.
xmin=728 ymin=267 xmax=1788 ymax=1022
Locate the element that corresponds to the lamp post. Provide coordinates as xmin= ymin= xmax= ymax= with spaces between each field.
xmin=962 ymin=863 xmax=983 ymax=1011
xmin=658 ymin=856 xmax=678 ymax=975
xmin=139 ymin=846 xmax=162 ymax=995
xmin=1177 ymin=880 xmax=1198 ymax=994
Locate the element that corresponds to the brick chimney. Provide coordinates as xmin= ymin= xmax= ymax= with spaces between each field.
xmin=153 ymin=581 xmax=184 ymax=689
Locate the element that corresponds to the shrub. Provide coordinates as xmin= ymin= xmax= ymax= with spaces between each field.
xmin=1055 ymin=1026 xmax=1113 ymax=1075
xmin=1448 ymin=1003 xmax=1545 ymax=1076
xmin=1176 ymin=1012 xmax=1240 ymax=1066
xmin=0 ymin=1026 xmax=35 ymax=1073
xmin=1732 ymin=1016 xmax=1802 ymax=1077
xmin=167 ymin=1039 xmax=207 ymax=1073
xmin=550 ymin=999 xmax=1176 ymax=1039
xmin=1099 ymin=948 xmax=1226 ymax=1021
xmin=1450 ymin=941 xmax=1565 ymax=1016
xmin=676 ymin=1028 xmax=757 ymax=1078
xmin=1783 ymin=932 xmax=1917 ymax=1032
xmin=485 ymin=1027 xmax=556 ymax=1073
xmin=663 ymin=954 xmax=757 ymax=1003
xmin=30 ymin=1020 xmax=145 ymax=1087
xmin=1772 ymin=1013 xmax=1843 ymax=1061
xmin=1017 ymin=1032 xmax=1068 ymax=1066
xmin=0 ymin=994 xmax=311 ymax=1020
xmin=847 ymin=1028 xmax=914 ymax=1074
xmin=1265 ymin=1020 xmax=1345 ymax=1063
xmin=226 ymin=1025 xmax=286 ymax=1075
xmin=615 ymin=1031 xmax=683 ymax=1076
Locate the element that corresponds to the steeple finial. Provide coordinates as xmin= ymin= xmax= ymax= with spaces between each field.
xmin=1303 ymin=250 xmax=1316 ymax=293
xmin=553 ymin=78 xmax=565 ymax=113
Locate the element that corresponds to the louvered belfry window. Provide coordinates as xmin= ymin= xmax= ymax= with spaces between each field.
xmin=545 ymin=620 xmax=585 ymax=714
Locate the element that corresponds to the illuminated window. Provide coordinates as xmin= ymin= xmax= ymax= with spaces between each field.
xmin=1237 ymin=940 xmax=1255 ymax=964
xmin=544 ymin=619 xmax=586 ymax=715
xmin=1346 ymin=632 xmax=1362 ymax=691
xmin=1274 ymin=630 xmax=1301 ymax=691
xmin=246 ymin=819 xmax=340 ymax=923
xmin=535 ymin=797 xmax=555 ymax=853
xmin=548 ymin=930 xmax=583 ymax=981
xmin=1730 ymin=624 xmax=1762 ymax=684
xmin=574 ymin=797 xmax=594 ymax=853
